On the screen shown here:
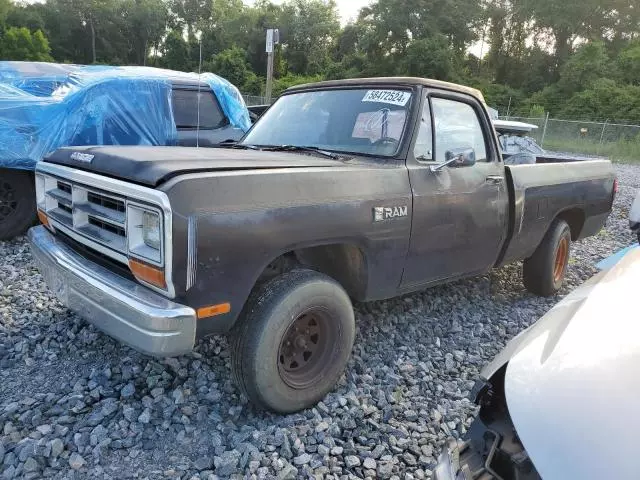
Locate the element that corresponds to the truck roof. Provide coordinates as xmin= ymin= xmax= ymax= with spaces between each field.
xmin=286 ymin=77 xmax=486 ymax=104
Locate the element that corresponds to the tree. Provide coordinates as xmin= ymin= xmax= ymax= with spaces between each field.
xmin=617 ymin=41 xmax=640 ymax=86
xmin=556 ymin=42 xmax=611 ymax=95
xmin=123 ymin=0 xmax=169 ymax=65
xmin=0 ymin=27 xmax=54 ymax=61
xmin=162 ymin=29 xmax=192 ymax=71
xmin=207 ymin=46 xmax=253 ymax=88
xmin=278 ymin=0 xmax=340 ymax=75
xmin=401 ymin=36 xmax=454 ymax=80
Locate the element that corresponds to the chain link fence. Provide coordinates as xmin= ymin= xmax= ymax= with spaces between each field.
xmin=501 ymin=116 xmax=640 ymax=162
xmin=243 ymin=95 xmax=270 ymax=106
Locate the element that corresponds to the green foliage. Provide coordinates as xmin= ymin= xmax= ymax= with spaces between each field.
xmin=556 ymin=42 xmax=611 ymax=95
xmin=401 ymin=36 xmax=454 ymax=80
xmin=272 ymin=73 xmax=322 ymax=96
xmin=616 ymin=42 xmax=640 ymax=86
xmin=0 ymin=26 xmax=53 ymax=61
xmin=162 ymin=29 xmax=192 ymax=72
xmin=560 ymin=79 xmax=640 ymax=122
xmin=0 ymin=0 xmax=638 ymax=126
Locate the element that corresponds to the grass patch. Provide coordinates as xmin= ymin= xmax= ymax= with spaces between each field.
xmin=543 ymin=136 xmax=640 ymax=163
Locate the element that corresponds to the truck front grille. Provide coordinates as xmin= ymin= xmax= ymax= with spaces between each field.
xmin=43 ymin=177 xmax=128 ymax=256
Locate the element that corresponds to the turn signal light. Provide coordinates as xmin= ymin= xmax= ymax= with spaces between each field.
xmin=128 ymin=259 xmax=166 ymax=289
xmin=197 ymin=303 xmax=231 ymax=319
xmin=37 ymin=209 xmax=50 ymax=228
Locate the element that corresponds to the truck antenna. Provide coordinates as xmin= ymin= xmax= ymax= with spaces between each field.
xmin=196 ymin=33 xmax=203 ymax=148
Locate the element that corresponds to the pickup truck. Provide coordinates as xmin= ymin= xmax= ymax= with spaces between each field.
xmin=28 ymin=77 xmax=616 ymax=413
xmin=0 ymin=62 xmax=250 ymax=240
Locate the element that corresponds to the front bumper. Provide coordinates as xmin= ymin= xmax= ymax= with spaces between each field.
xmin=28 ymin=226 xmax=196 ymax=357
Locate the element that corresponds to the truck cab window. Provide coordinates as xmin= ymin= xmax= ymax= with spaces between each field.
xmin=432 ymin=98 xmax=488 ymax=162
xmin=172 ymin=89 xmax=226 ymax=130
xmin=413 ymin=102 xmax=433 ymax=161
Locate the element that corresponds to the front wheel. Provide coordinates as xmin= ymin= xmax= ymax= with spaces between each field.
xmin=230 ymin=269 xmax=355 ymax=413
xmin=0 ymin=169 xmax=37 ymax=241
xmin=523 ymin=219 xmax=572 ymax=297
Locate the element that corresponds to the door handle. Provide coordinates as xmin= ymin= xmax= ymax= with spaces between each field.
xmin=486 ymin=176 xmax=503 ymax=185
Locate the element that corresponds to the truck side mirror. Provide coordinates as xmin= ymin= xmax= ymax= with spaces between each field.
xmin=431 ymin=147 xmax=476 ymax=172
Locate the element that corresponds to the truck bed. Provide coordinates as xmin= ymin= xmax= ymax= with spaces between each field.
xmin=499 ymin=160 xmax=615 ymax=266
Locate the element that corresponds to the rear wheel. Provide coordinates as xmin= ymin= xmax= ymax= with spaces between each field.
xmin=230 ymin=269 xmax=355 ymax=413
xmin=0 ymin=170 xmax=37 ymax=241
xmin=523 ymin=219 xmax=572 ymax=297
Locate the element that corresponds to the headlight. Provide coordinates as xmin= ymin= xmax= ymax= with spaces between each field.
xmin=127 ymin=203 xmax=163 ymax=264
xmin=142 ymin=211 xmax=161 ymax=250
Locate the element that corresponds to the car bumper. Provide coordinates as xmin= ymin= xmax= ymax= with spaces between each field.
xmin=28 ymin=226 xmax=196 ymax=357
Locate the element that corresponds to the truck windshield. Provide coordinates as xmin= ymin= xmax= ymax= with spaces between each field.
xmin=241 ymin=88 xmax=413 ymax=157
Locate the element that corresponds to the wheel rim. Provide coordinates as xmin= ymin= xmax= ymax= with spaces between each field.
xmin=553 ymin=237 xmax=569 ymax=283
xmin=277 ymin=307 xmax=336 ymax=390
xmin=0 ymin=180 xmax=19 ymax=224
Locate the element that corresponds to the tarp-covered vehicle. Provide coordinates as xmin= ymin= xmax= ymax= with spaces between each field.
xmin=0 ymin=62 xmax=251 ymax=240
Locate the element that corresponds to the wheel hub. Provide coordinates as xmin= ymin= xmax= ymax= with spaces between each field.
xmin=553 ymin=237 xmax=569 ymax=283
xmin=278 ymin=309 xmax=334 ymax=389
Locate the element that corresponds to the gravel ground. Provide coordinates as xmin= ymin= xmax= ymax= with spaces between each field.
xmin=1 ymin=164 xmax=638 ymax=480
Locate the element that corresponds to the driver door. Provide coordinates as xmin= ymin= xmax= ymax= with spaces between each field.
xmin=401 ymin=91 xmax=509 ymax=289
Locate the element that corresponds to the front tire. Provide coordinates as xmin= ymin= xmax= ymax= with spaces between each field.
xmin=0 ymin=169 xmax=37 ymax=241
xmin=523 ymin=219 xmax=572 ymax=297
xmin=230 ymin=269 xmax=355 ymax=413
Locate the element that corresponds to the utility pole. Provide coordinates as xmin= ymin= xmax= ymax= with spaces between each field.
xmin=265 ymin=28 xmax=279 ymax=104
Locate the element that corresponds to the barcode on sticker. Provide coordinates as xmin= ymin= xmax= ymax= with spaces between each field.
xmin=362 ymin=90 xmax=411 ymax=106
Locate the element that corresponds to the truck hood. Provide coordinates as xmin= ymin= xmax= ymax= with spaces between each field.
xmin=43 ymin=146 xmax=347 ymax=187
xmin=481 ymin=248 xmax=640 ymax=479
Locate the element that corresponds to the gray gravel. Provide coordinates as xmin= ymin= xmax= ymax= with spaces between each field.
xmin=1 ymin=164 xmax=638 ymax=479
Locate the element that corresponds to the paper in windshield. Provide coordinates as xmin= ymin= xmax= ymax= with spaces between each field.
xmin=362 ymin=90 xmax=411 ymax=106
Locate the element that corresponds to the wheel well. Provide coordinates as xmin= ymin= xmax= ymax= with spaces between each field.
xmin=556 ymin=208 xmax=585 ymax=241
xmin=256 ymin=244 xmax=369 ymax=301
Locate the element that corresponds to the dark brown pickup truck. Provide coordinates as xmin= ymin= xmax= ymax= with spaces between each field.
xmin=28 ymin=77 xmax=616 ymax=413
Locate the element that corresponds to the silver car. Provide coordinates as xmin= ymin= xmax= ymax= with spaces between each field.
xmin=435 ymin=247 xmax=640 ymax=480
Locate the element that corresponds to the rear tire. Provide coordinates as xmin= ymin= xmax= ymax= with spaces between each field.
xmin=0 ymin=170 xmax=37 ymax=241
xmin=523 ymin=219 xmax=571 ymax=297
xmin=230 ymin=269 xmax=355 ymax=413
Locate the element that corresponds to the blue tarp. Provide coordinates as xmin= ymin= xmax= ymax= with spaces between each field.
xmin=0 ymin=62 xmax=251 ymax=171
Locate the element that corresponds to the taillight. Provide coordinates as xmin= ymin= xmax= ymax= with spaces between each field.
xmin=614 ymin=178 xmax=619 ymax=194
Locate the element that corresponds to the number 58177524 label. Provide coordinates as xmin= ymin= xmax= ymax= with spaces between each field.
xmin=362 ymin=90 xmax=411 ymax=106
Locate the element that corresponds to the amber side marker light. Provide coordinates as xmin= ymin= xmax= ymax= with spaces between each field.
xmin=37 ymin=209 xmax=50 ymax=228
xmin=197 ymin=303 xmax=231 ymax=319
xmin=128 ymin=259 xmax=166 ymax=289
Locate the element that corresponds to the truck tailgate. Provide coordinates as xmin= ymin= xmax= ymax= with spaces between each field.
xmin=499 ymin=160 xmax=616 ymax=266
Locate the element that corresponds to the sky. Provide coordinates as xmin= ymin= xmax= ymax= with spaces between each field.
xmin=244 ymin=0 xmax=372 ymax=25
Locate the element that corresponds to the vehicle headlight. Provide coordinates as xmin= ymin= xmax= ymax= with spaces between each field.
xmin=142 ymin=211 xmax=161 ymax=250
xmin=127 ymin=203 xmax=163 ymax=264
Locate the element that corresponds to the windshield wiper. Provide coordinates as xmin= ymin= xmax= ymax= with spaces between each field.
xmin=260 ymin=145 xmax=341 ymax=160
xmin=216 ymin=140 xmax=260 ymax=150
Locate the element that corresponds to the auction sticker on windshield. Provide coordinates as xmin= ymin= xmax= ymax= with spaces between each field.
xmin=362 ymin=90 xmax=411 ymax=106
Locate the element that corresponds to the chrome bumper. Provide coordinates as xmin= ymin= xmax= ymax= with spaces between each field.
xmin=28 ymin=226 xmax=196 ymax=357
